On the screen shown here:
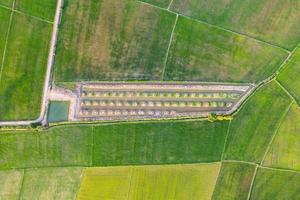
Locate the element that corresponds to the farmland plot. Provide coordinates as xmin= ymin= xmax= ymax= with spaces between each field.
xmin=0 ymin=126 xmax=92 ymax=169
xmin=21 ymin=168 xmax=82 ymax=200
xmin=15 ymin=0 xmax=57 ymax=21
xmin=93 ymin=120 xmax=228 ymax=166
xmin=164 ymin=17 xmax=288 ymax=83
xmin=223 ymin=81 xmax=292 ymax=163
xmin=54 ymin=0 xmax=176 ymax=82
xmin=0 ymin=170 xmax=23 ymax=200
xmin=212 ymin=162 xmax=256 ymax=200
xmin=0 ymin=0 xmax=13 ymax=7
xmin=277 ymin=47 xmax=300 ymax=105
xmin=263 ymin=103 xmax=300 ymax=170
xmin=250 ymin=168 xmax=300 ymax=199
xmin=77 ymin=163 xmax=220 ymax=200
xmin=0 ymin=12 xmax=52 ymax=121
xmin=170 ymin=0 xmax=300 ymax=50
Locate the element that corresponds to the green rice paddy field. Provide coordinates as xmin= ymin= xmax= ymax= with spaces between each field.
xmin=1 ymin=0 xmax=300 ymax=199
xmin=0 ymin=1 xmax=55 ymax=121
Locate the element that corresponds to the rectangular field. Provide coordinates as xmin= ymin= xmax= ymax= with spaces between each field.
xmin=0 ymin=126 xmax=92 ymax=169
xmin=170 ymin=0 xmax=300 ymax=50
xmin=277 ymin=47 xmax=300 ymax=105
xmin=164 ymin=17 xmax=288 ymax=83
xmin=0 ymin=11 xmax=52 ymax=121
xmin=93 ymin=120 xmax=229 ymax=166
xmin=250 ymin=168 xmax=300 ymax=199
xmin=77 ymin=163 xmax=221 ymax=200
xmin=15 ymin=0 xmax=57 ymax=21
xmin=212 ymin=162 xmax=256 ymax=200
xmin=54 ymin=0 xmax=176 ymax=81
xmin=223 ymin=81 xmax=292 ymax=163
xmin=263 ymin=103 xmax=300 ymax=170
xmin=0 ymin=169 xmax=23 ymax=199
xmin=20 ymin=167 xmax=82 ymax=200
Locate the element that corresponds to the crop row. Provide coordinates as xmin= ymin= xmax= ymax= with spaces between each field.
xmin=80 ymin=100 xmax=233 ymax=108
xmin=81 ymin=91 xmax=241 ymax=99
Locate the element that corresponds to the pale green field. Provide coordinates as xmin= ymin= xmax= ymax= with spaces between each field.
xmin=77 ymin=163 xmax=221 ymax=200
xmin=224 ymin=81 xmax=292 ymax=163
xmin=170 ymin=0 xmax=300 ymax=50
xmin=15 ymin=0 xmax=57 ymax=21
xmin=0 ymin=0 xmax=13 ymax=7
xmin=0 ymin=12 xmax=52 ymax=121
xmin=21 ymin=168 xmax=82 ymax=200
xmin=250 ymin=168 xmax=300 ymax=199
xmin=263 ymin=103 xmax=300 ymax=170
xmin=164 ymin=17 xmax=287 ymax=83
xmin=0 ymin=170 xmax=23 ymax=200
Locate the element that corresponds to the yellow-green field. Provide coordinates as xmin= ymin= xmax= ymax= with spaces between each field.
xmin=20 ymin=168 xmax=82 ymax=200
xmin=77 ymin=163 xmax=221 ymax=200
xmin=263 ymin=103 xmax=300 ymax=170
xmin=0 ymin=169 xmax=23 ymax=199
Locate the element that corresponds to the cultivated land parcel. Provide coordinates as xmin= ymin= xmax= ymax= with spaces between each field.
xmin=1 ymin=0 xmax=300 ymax=199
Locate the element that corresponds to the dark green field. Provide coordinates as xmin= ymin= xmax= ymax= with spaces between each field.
xmin=170 ymin=0 xmax=300 ymax=50
xmin=0 ymin=126 xmax=92 ymax=169
xmin=164 ymin=17 xmax=287 ymax=83
xmin=15 ymin=0 xmax=57 ymax=21
xmin=212 ymin=162 xmax=256 ymax=200
xmin=277 ymin=47 xmax=300 ymax=105
xmin=251 ymin=168 xmax=300 ymax=199
xmin=0 ymin=12 xmax=52 ymax=121
xmin=93 ymin=120 xmax=229 ymax=166
xmin=223 ymin=81 xmax=292 ymax=163
xmin=54 ymin=0 xmax=176 ymax=81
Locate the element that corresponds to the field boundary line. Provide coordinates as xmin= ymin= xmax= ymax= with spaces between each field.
xmin=126 ymin=168 xmax=134 ymax=200
xmin=161 ymin=14 xmax=178 ymax=81
xmin=246 ymin=165 xmax=258 ymax=200
xmin=90 ymin=126 xmax=95 ymax=166
xmin=73 ymin=167 xmax=85 ymax=200
xmin=259 ymin=165 xmax=300 ymax=175
xmin=14 ymin=10 xmax=53 ymax=24
xmin=275 ymin=79 xmax=297 ymax=104
xmin=275 ymin=43 xmax=299 ymax=76
xmin=0 ymin=0 xmax=15 ymax=82
xmin=260 ymin=100 xmax=293 ymax=165
xmin=0 ymin=3 xmax=53 ymax=24
xmin=167 ymin=0 xmax=174 ymax=10
xmin=223 ymin=160 xmax=258 ymax=167
xmin=137 ymin=0 xmax=291 ymax=54
xmin=220 ymin=121 xmax=231 ymax=160
xmin=18 ymin=169 xmax=26 ymax=200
